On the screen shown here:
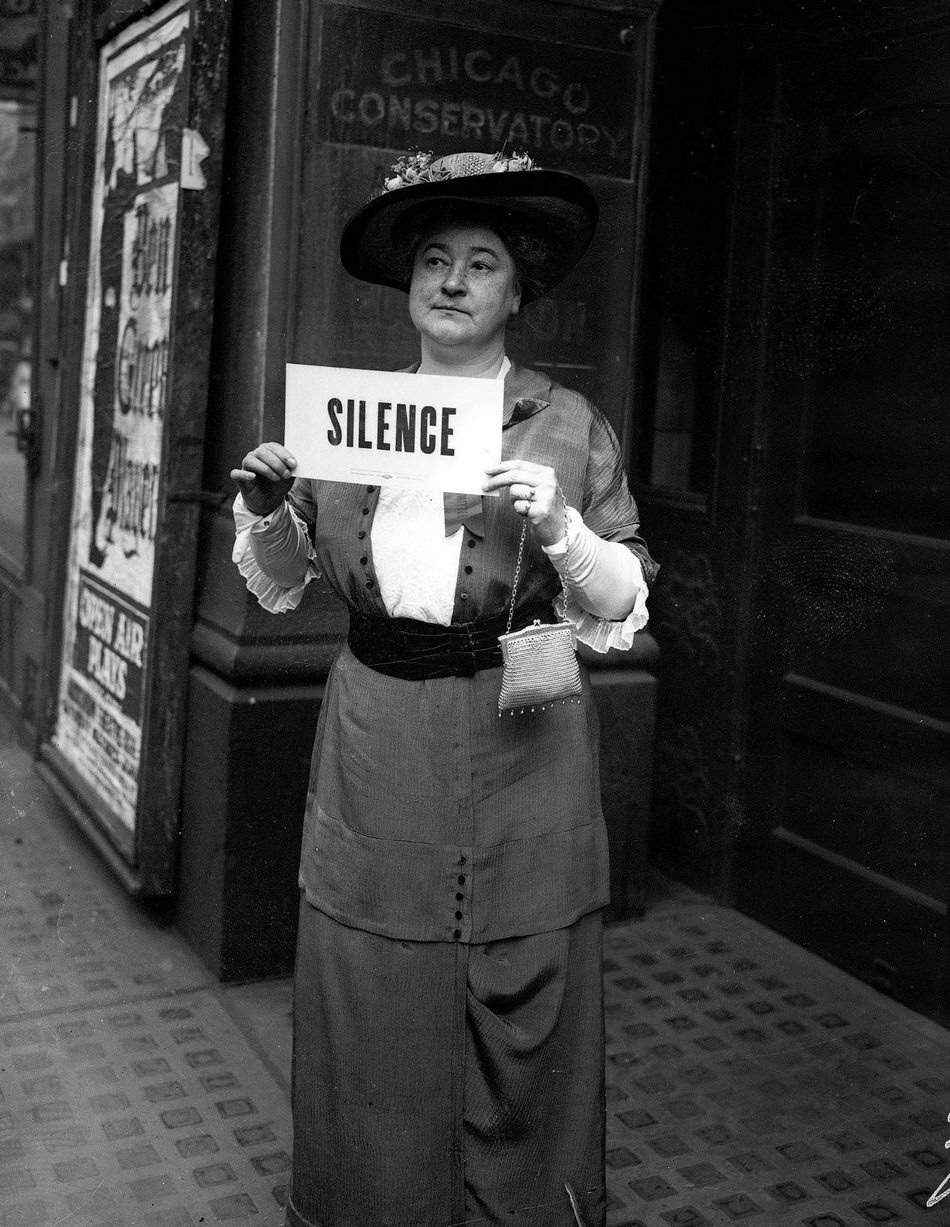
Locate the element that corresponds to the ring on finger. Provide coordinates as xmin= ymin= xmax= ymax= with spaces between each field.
xmin=526 ymin=485 xmax=536 ymax=502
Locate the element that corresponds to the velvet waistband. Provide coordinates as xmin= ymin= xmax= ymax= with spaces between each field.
xmin=347 ymin=601 xmax=554 ymax=680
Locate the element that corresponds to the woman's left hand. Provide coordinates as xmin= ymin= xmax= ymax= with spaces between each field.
xmin=483 ymin=460 xmax=567 ymax=548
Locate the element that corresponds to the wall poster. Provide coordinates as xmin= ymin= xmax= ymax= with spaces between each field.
xmin=52 ymin=1 xmax=190 ymax=844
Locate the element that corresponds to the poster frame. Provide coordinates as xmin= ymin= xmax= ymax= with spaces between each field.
xmin=37 ymin=0 xmax=231 ymax=895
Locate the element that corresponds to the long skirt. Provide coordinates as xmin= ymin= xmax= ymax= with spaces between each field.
xmin=285 ymin=898 xmax=606 ymax=1227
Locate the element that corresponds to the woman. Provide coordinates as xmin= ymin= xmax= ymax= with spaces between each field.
xmin=231 ymin=150 xmax=657 ymax=1227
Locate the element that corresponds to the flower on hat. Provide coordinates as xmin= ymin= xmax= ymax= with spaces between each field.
xmin=382 ymin=151 xmax=449 ymax=193
xmin=491 ymin=150 xmax=538 ymax=173
xmin=381 ymin=149 xmax=540 ymax=194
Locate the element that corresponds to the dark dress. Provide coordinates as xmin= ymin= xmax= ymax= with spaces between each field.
xmin=241 ymin=364 xmax=656 ymax=1227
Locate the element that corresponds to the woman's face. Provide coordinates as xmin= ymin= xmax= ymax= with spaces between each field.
xmin=408 ymin=223 xmax=521 ymax=358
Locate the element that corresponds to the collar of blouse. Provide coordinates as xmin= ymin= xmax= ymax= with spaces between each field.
xmin=401 ymin=360 xmax=552 ymax=428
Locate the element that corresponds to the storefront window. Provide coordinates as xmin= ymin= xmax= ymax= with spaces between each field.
xmin=0 ymin=98 xmax=34 ymax=568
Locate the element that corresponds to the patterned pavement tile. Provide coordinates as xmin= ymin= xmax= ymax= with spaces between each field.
xmin=0 ymin=774 xmax=210 ymax=1021
xmin=603 ymin=894 xmax=950 ymax=1226
xmin=0 ymin=991 xmax=290 ymax=1226
xmin=6 ymin=725 xmax=950 ymax=1227
xmin=0 ymin=737 xmax=290 ymax=1227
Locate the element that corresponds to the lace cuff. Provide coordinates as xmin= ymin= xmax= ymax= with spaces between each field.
xmin=545 ymin=507 xmax=650 ymax=653
xmin=557 ymin=580 xmax=649 ymax=653
xmin=231 ymin=493 xmax=321 ymax=613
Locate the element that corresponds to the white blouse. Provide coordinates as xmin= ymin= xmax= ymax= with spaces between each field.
xmin=370 ymin=356 xmax=510 ymax=625
xmin=372 ymin=487 xmax=463 ymax=625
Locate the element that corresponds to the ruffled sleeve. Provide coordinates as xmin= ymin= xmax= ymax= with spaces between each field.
xmin=556 ymin=572 xmax=649 ymax=653
xmin=544 ymin=506 xmax=650 ymax=652
xmin=231 ymin=493 xmax=321 ymax=613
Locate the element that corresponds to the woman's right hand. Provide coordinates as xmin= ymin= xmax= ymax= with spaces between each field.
xmin=230 ymin=443 xmax=298 ymax=517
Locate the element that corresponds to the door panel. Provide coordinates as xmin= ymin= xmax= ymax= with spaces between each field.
xmin=740 ymin=20 xmax=950 ymax=1016
xmin=634 ymin=7 xmax=771 ymax=891
xmin=780 ymin=677 xmax=950 ymax=903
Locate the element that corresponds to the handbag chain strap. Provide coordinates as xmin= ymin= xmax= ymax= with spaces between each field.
xmin=505 ymin=518 xmax=529 ymax=635
xmin=504 ymin=490 xmax=570 ymax=636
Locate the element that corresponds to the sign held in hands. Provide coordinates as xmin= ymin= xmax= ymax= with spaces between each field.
xmin=285 ymin=364 xmax=503 ymax=495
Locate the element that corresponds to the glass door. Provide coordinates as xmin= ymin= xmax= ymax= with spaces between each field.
xmin=0 ymin=98 xmax=34 ymax=571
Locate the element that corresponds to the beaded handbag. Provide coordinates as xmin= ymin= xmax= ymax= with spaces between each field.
xmin=498 ymin=518 xmax=582 ymax=715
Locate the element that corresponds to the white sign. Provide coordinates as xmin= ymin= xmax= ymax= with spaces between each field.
xmin=285 ymin=364 xmax=503 ymax=494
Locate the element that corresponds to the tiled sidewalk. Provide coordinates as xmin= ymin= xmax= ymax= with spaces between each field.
xmin=602 ymin=898 xmax=950 ymax=1225
xmin=2 ymin=723 xmax=949 ymax=1226
xmin=0 ymin=733 xmax=292 ymax=1227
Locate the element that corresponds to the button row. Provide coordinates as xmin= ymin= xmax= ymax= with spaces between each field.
xmin=453 ymin=857 xmax=469 ymax=939
xmin=358 ymin=491 xmax=375 ymax=589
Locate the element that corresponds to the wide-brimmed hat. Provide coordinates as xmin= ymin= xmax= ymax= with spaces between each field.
xmin=339 ymin=151 xmax=598 ymax=303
